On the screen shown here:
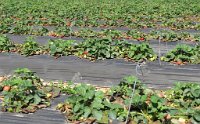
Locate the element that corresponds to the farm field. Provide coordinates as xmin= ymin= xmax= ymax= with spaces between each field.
xmin=0 ymin=0 xmax=200 ymax=124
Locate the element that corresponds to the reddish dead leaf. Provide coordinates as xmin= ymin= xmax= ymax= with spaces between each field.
xmin=164 ymin=113 xmax=171 ymax=120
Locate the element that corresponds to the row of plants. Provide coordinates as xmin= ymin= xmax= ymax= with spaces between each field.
xmin=0 ymin=68 xmax=200 ymax=123
xmin=161 ymin=44 xmax=200 ymax=65
xmin=0 ymin=68 xmax=60 ymax=113
xmin=0 ymin=34 xmax=157 ymax=62
xmin=0 ymin=18 xmax=200 ymax=31
xmin=0 ymin=0 xmax=199 ymax=30
xmin=0 ymin=24 xmax=200 ymax=42
xmin=0 ymin=34 xmax=200 ymax=64
xmin=73 ymin=29 xmax=200 ymax=42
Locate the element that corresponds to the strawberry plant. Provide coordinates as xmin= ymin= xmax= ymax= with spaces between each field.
xmin=32 ymin=27 xmax=49 ymax=36
xmin=0 ymin=34 xmax=15 ymax=52
xmin=109 ymin=76 xmax=156 ymax=123
xmin=51 ymin=81 xmax=75 ymax=95
xmin=149 ymin=30 xmax=179 ymax=42
xmin=13 ymin=68 xmax=42 ymax=87
xmin=46 ymin=39 xmax=75 ymax=57
xmin=110 ymin=76 xmax=200 ymax=123
xmin=9 ymin=24 xmax=33 ymax=35
xmin=112 ymin=40 xmax=131 ymax=58
xmin=0 ymin=68 xmax=50 ymax=113
xmin=110 ymin=76 xmax=144 ymax=98
xmin=0 ymin=24 xmax=11 ymax=33
xmin=74 ymin=20 xmax=85 ymax=27
xmin=57 ymin=83 xmax=124 ymax=123
xmin=73 ymin=29 xmax=97 ymax=38
xmin=57 ymin=84 xmax=103 ymax=122
xmin=165 ymin=82 xmax=200 ymax=123
xmin=179 ymin=32 xmax=191 ymax=41
xmin=161 ymin=44 xmax=200 ymax=64
xmin=125 ymin=43 xmax=157 ymax=62
xmin=99 ymin=29 xmax=123 ymax=39
xmin=53 ymin=26 xmax=71 ymax=37
xmin=166 ymin=82 xmax=200 ymax=108
xmin=127 ymin=30 xmax=147 ymax=41
xmin=162 ymin=21 xmax=197 ymax=30
xmin=85 ymin=19 xmax=99 ymax=27
xmin=194 ymin=34 xmax=200 ymax=42
xmin=18 ymin=37 xmax=41 ymax=56
xmin=105 ymin=20 xmax=118 ymax=27
xmin=75 ymin=38 xmax=115 ymax=60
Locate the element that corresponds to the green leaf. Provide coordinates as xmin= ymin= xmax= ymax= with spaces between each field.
xmin=141 ymin=95 xmax=147 ymax=102
xmin=108 ymin=110 xmax=117 ymax=119
xmin=95 ymin=91 xmax=104 ymax=98
xmin=33 ymin=94 xmax=42 ymax=105
xmin=151 ymin=95 xmax=159 ymax=104
xmin=92 ymin=98 xmax=104 ymax=109
xmin=83 ymin=107 xmax=91 ymax=118
xmin=73 ymin=103 xmax=81 ymax=113
xmin=193 ymin=113 xmax=200 ymax=122
xmin=99 ymin=111 xmax=109 ymax=123
xmin=92 ymin=109 xmax=103 ymax=121
xmin=85 ymin=90 xmax=95 ymax=99
xmin=25 ymin=95 xmax=34 ymax=104
xmin=191 ymin=89 xmax=200 ymax=98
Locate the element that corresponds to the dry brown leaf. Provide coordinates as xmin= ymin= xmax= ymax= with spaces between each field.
xmin=0 ymin=76 xmax=5 ymax=82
